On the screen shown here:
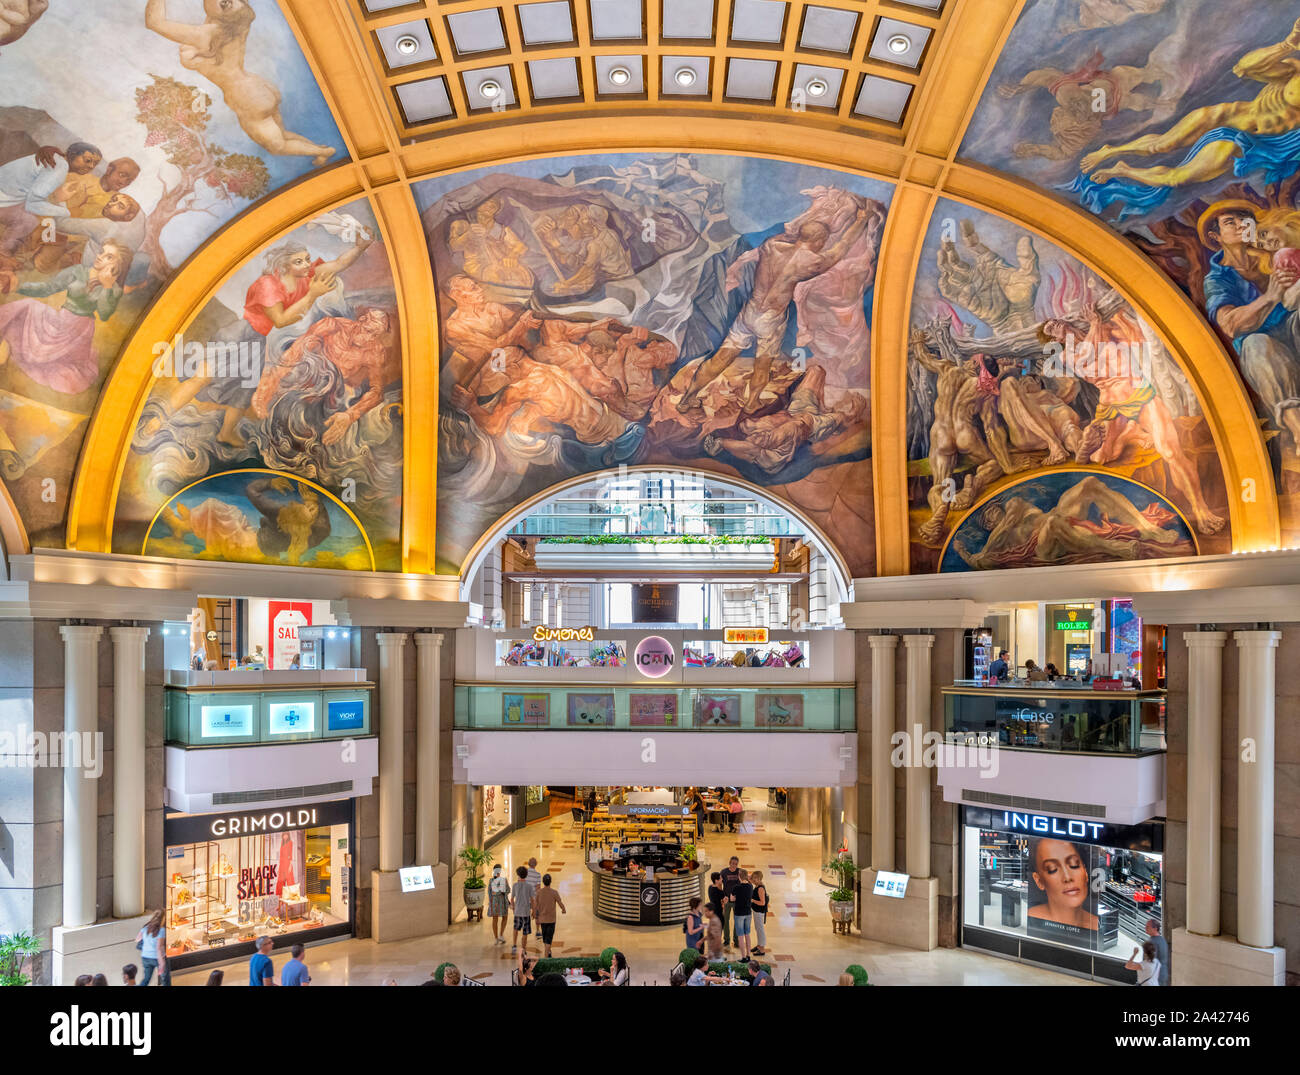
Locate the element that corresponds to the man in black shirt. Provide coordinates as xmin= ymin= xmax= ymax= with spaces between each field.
xmin=719 ymin=856 xmax=741 ymax=950
xmin=731 ymin=868 xmax=755 ymax=960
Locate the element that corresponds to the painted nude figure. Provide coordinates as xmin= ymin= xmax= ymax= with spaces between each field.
xmin=0 ymin=0 xmax=46 ymax=50
xmin=145 ymin=0 xmax=336 ymax=166
xmin=1081 ymin=17 xmax=1300 ymax=189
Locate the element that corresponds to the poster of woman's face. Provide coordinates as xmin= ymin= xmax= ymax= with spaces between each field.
xmin=1026 ymin=837 xmax=1099 ymax=949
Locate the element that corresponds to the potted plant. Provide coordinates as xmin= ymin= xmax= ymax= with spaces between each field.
xmin=681 ymin=843 xmax=699 ymax=870
xmin=824 ymin=852 xmax=857 ymax=931
xmin=1 ymin=932 xmax=41 ymax=986
xmin=456 ymin=846 xmax=492 ymax=913
xmin=844 ymin=963 xmax=870 ymax=986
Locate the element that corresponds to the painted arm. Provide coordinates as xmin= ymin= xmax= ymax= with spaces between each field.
xmin=318 ymin=234 xmax=374 ymax=278
xmin=1232 ymin=19 xmax=1300 ymax=82
xmin=17 ymin=266 xmax=78 ymax=298
xmin=1216 ymin=274 xmax=1288 ymax=338
xmin=94 ymin=283 xmax=123 ymax=321
xmin=144 ymin=0 xmax=208 ymax=48
xmin=24 ymin=162 xmax=68 ymax=219
xmin=812 ymin=208 xmax=873 ymax=272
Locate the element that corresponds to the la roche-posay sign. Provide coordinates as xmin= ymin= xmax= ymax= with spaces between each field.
xmin=634 ymin=636 xmax=675 ymax=679
xmin=200 ymin=704 xmax=254 ymax=739
xmin=268 ymin=701 xmax=315 ymax=736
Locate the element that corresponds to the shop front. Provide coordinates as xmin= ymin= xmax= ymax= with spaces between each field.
xmin=162 ymin=799 xmax=356 ymax=971
xmin=960 ymin=806 xmax=1163 ymax=982
xmin=482 ymin=784 xmax=513 ymax=846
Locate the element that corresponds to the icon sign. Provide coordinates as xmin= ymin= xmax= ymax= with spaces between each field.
xmin=634 ymin=635 xmax=675 ymax=678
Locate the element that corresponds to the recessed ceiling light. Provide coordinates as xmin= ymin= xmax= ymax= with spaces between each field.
xmin=805 ymin=78 xmax=829 ymax=98
xmin=674 ymin=67 xmax=697 ymax=88
xmin=479 ymin=79 xmax=502 ymax=99
xmin=887 ymin=34 xmax=912 ymax=55
xmin=608 ymin=65 xmax=632 ymax=86
xmin=395 ymin=34 xmax=421 ymax=56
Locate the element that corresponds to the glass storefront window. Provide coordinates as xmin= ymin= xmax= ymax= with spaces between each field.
xmin=961 ymin=808 xmax=1162 ymax=964
xmin=163 ymin=804 xmax=353 ymax=965
xmin=944 ymin=688 xmax=1154 ymax=754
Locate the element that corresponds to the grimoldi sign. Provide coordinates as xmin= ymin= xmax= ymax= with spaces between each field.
xmin=165 ymin=799 xmax=353 ymax=846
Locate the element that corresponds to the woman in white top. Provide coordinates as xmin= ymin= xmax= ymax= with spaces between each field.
xmin=135 ymin=910 xmax=169 ymax=987
xmin=1125 ymin=940 xmax=1161 ymax=986
xmin=599 ymin=950 xmax=629 ymax=986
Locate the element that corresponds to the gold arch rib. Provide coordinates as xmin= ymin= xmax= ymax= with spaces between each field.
xmin=64 ymin=0 xmax=1277 ymax=575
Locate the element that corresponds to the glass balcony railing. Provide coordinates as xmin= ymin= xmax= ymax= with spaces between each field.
xmin=455 ymin=685 xmax=854 ymax=731
xmin=509 ymin=498 xmax=800 ymax=538
xmin=943 ymin=687 xmax=1165 ymax=755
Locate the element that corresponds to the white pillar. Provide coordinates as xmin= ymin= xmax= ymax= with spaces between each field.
xmin=1235 ymin=630 xmax=1280 ymax=949
xmin=377 ymin=632 xmax=408 ymax=874
xmin=903 ymin=634 xmax=934 ymax=879
xmin=61 ymin=625 xmax=103 ymax=928
xmin=415 ymin=632 xmax=444 ymax=867
xmin=867 ymin=634 xmax=898 ymax=872
xmin=1185 ymin=630 xmax=1226 ymax=937
xmin=110 ymin=626 xmax=149 ymax=919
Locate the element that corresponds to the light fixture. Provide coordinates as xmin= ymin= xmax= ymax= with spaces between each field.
xmin=395 ymin=34 xmax=421 ymax=56
xmin=478 ymin=78 xmax=502 ymax=99
xmin=887 ymin=33 xmax=912 ymax=55
xmin=805 ymin=77 xmax=829 ymax=98
xmin=673 ymin=66 xmax=696 ymax=88
xmin=608 ymin=65 xmax=632 ymax=86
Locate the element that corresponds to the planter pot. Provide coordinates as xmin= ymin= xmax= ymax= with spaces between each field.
xmin=829 ymin=899 xmax=855 ymax=923
xmin=464 ymin=886 xmax=487 ymax=910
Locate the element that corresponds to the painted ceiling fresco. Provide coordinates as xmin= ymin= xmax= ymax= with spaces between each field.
xmin=0 ymin=0 xmax=343 ymax=546
xmin=964 ymin=0 xmax=1300 ymax=542
xmin=114 ymin=197 xmax=402 ymax=571
xmin=414 ymin=153 xmax=887 ymax=578
xmin=907 ymin=200 xmax=1228 ymax=572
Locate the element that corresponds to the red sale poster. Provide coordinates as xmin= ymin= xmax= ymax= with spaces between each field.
xmin=268 ymin=601 xmax=312 ymax=669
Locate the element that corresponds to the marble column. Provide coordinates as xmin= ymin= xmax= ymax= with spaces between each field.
xmin=414 ymin=632 xmax=444 ymax=867
xmin=1184 ymin=630 xmax=1226 ymax=937
xmin=903 ymin=634 xmax=934 ymax=879
xmin=60 ymin=625 xmax=103 ymax=928
xmin=377 ymin=632 xmax=408 ymax=874
xmin=110 ymin=626 xmax=149 ymax=919
xmin=1235 ymin=630 xmax=1280 ymax=949
xmin=867 ymin=634 xmax=898 ymax=872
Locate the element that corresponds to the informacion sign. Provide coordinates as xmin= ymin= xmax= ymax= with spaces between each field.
xmin=200 ymin=704 xmax=254 ymax=739
xmin=606 ymin=804 xmax=691 ymax=817
xmin=873 ymin=870 xmax=910 ymax=899
xmin=399 ymin=865 xmax=435 ymax=893
xmin=724 ymin=627 xmax=769 ymax=645
xmin=268 ymin=701 xmax=315 ymax=736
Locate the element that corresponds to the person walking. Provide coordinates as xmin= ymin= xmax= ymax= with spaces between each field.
xmin=525 ymin=856 xmax=543 ymax=934
xmin=1144 ymin=919 xmax=1170 ymax=986
xmin=249 ymin=936 xmax=276 ymax=986
xmin=135 ymin=910 xmax=169 ymax=987
xmin=281 ymin=943 xmax=311 ymax=985
xmin=509 ymin=865 xmax=534 ymax=955
xmin=533 ymin=873 xmax=566 ymax=958
xmin=731 ymin=869 xmax=754 ymax=960
xmin=1126 ymin=940 xmax=1161 ymax=986
xmin=487 ymin=863 xmax=510 ymax=945
xmin=719 ymin=856 xmax=741 ymax=950
xmin=750 ymin=870 xmax=770 ymax=956
xmin=682 ymin=896 xmax=705 ymax=954
xmin=707 ymin=871 xmax=728 ymax=949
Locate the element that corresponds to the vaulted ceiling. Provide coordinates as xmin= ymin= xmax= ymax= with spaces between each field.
xmin=0 ymin=0 xmax=1294 ymax=581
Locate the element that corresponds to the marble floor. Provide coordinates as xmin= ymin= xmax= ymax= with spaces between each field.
xmin=174 ymin=792 xmax=1087 ymax=986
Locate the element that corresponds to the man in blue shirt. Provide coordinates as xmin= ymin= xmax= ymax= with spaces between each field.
xmin=989 ymin=651 xmax=1010 ymax=682
xmin=1199 ymin=201 xmax=1300 ymax=455
xmin=748 ymin=960 xmax=773 ymax=986
xmin=281 ymin=944 xmax=311 ymax=986
xmin=249 ymin=936 xmax=276 ymax=987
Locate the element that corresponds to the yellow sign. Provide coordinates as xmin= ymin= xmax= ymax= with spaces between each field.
xmin=724 ymin=628 xmax=769 ymax=645
xmin=532 ymin=625 xmax=595 ymax=643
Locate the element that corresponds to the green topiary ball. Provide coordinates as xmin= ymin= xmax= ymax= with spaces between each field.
xmin=679 ymin=947 xmax=703 ymax=969
xmin=600 ymin=946 xmax=618 ymax=970
xmin=844 ymin=963 xmax=869 ymax=986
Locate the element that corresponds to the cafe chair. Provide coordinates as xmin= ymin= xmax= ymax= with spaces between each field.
xmin=781 ymin=969 xmax=792 ymax=987
xmin=463 ymin=976 xmax=486 ymax=986
xmin=510 ymin=969 xmax=519 ymax=986
xmin=571 ymin=807 xmax=586 ymax=827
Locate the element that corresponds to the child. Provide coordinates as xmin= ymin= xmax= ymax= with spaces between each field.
xmin=702 ymin=904 xmax=724 ymax=961
xmin=509 ymin=864 xmax=533 ymax=956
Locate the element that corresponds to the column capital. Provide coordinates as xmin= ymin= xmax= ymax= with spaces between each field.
xmin=109 ymin=626 xmax=151 ymax=642
xmin=902 ymin=634 xmax=935 ymax=649
xmin=866 ymin=634 xmax=899 ymax=651
xmin=1234 ymin=630 xmax=1281 ymax=649
xmin=414 ymin=631 xmax=445 ymax=649
xmin=60 ymin=624 xmax=103 ymax=643
xmin=1184 ymin=630 xmax=1227 ymax=649
xmin=377 ymin=632 xmax=409 ymax=649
